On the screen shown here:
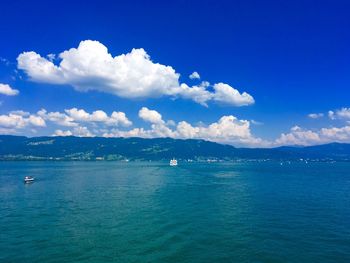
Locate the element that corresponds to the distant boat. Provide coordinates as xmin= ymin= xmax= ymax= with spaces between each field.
xmin=170 ymin=158 xmax=178 ymax=166
xmin=24 ymin=176 xmax=34 ymax=183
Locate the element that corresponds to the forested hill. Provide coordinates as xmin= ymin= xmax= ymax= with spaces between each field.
xmin=1 ymin=135 xmax=350 ymax=161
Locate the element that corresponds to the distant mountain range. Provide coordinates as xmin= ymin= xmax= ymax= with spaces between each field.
xmin=1 ymin=135 xmax=350 ymax=161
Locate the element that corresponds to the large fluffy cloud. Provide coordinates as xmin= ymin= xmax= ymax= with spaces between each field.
xmin=17 ymin=40 xmax=254 ymax=107
xmin=0 ymin=83 xmax=19 ymax=96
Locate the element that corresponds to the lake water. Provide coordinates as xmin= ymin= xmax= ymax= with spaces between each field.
xmin=1 ymin=161 xmax=350 ymax=262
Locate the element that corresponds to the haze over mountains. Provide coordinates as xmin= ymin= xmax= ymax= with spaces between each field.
xmin=1 ymin=135 xmax=350 ymax=161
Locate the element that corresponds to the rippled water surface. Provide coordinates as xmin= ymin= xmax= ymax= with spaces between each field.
xmin=1 ymin=161 xmax=350 ymax=262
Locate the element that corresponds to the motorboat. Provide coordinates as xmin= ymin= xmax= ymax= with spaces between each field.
xmin=24 ymin=176 xmax=34 ymax=183
xmin=170 ymin=158 xmax=178 ymax=166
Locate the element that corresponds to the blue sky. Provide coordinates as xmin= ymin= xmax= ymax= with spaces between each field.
xmin=0 ymin=0 xmax=350 ymax=147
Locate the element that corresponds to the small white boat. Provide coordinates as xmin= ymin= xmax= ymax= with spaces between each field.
xmin=24 ymin=176 xmax=34 ymax=183
xmin=170 ymin=158 xmax=178 ymax=166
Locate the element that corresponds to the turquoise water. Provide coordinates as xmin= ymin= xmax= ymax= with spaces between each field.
xmin=1 ymin=161 xmax=350 ymax=262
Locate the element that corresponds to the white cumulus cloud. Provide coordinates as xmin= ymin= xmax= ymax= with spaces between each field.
xmin=5 ymin=106 xmax=350 ymax=147
xmin=275 ymin=126 xmax=321 ymax=146
xmin=189 ymin=71 xmax=200 ymax=79
xmin=0 ymin=83 xmax=19 ymax=96
xmin=320 ymin=126 xmax=350 ymax=141
xmin=275 ymin=124 xmax=350 ymax=146
xmin=38 ymin=109 xmax=77 ymax=127
xmin=138 ymin=107 xmax=164 ymax=124
xmin=212 ymin=83 xmax=255 ymax=106
xmin=72 ymin=126 xmax=94 ymax=137
xmin=334 ymin=108 xmax=350 ymax=119
xmin=0 ymin=111 xmax=45 ymax=131
xmin=328 ymin=110 xmax=335 ymax=120
xmin=53 ymin=129 xmax=73 ymax=136
xmin=323 ymin=108 xmax=350 ymax=120
xmin=53 ymin=127 xmax=94 ymax=137
xmin=38 ymin=108 xmax=132 ymax=127
xmin=65 ymin=108 xmax=132 ymax=126
xmin=17 ymin=40 xmax=254 ymax=107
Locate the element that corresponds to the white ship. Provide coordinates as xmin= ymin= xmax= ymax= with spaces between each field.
xmin=169 ymin=158 xmax=178 ymax=166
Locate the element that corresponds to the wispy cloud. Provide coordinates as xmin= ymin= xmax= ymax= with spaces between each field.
xmin=308 ymin=113 xmax=324 ymax=119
